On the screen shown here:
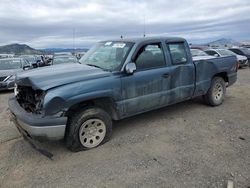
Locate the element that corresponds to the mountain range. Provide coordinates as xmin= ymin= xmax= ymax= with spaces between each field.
xmin=206 ymin=38 xmax=241 ymax=47
xmin=40 ymin=48 xmax=89 ymax=53
xmin=0 ymin=43 xmax=43 ymax=55
xmin=0 ymin=44 xmax=88 ymax=55
xmin=0 ymin=38 xmax=246 ymax=55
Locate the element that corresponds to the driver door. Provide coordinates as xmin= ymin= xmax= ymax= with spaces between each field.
xmin=120 ymin=42 xmax=170 ymax=117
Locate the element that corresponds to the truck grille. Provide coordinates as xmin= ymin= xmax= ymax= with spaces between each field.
xmin=239 ymin=59 xmax=248 ymax=65
xmin=16 ymin=85 xmax=44 ymax=114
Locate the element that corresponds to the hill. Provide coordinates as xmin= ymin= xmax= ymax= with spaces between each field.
xmin=207 ymin=38 xmax=241 ymax=47
xmin=41 ymin=48 xmax=89 ymax=53
xmin=0 ymin=43 xmax=43 ymax=55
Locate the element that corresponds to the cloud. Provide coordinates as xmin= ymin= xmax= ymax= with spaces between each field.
xmin=0 ymin=0 xmax=249 ymax=48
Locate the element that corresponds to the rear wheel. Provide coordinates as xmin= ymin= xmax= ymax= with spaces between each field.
xmin=204 ymin=77 xmax=226 ymax=106
xmin=65 ymin=107 xmax=112 ymax=152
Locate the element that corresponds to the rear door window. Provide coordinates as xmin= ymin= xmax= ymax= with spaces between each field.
xmin=167 ymin=43 xmax=187 ymax=64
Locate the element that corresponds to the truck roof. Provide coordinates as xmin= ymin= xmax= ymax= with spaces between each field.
xmin=101 ymin=36 xmax=186 ymax=43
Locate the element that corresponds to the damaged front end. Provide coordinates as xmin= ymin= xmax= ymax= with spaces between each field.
xmin=15 ymin=84 xmax=46 ymax=114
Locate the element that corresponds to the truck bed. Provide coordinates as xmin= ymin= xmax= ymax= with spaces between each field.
xmin=193 ymin=55 xmax=237 ymax=96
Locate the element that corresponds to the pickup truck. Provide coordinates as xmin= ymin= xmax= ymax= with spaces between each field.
xmin=9 ymin=37 xmax=238 ymax=152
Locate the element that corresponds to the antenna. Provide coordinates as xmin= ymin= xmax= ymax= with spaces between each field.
xmin=73 ymin=28 xmax=75 ymax=55
xmin=143 ymin=15 xmax=146 ymax=37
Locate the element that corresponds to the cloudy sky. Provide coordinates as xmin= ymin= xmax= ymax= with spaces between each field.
xmin=0 ymin=0 xmax=249 ymax=48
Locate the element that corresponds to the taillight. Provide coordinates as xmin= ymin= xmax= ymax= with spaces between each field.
xmin=236 ymin=60 xmax=239 ymax=71
xmin=232 ymin=60 xmax=239 ymax=72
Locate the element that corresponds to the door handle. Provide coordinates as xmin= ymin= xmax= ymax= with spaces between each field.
xmin=162 ymin=73 xmax=170 ymax=78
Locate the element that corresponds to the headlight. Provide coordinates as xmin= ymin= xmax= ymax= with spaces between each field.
xmin=35 ymin=91 xmax=46 ymax=113
xmin=9 ymin=74 xmax=16 ymax=81
xmin=3 ymin=75 xmax=16 ymax=82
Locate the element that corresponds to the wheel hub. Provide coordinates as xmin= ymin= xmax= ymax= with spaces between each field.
xmin=79 ymin=118 xmax=106 ymax=148
xmin=213 ymin=82 xmax=223 ymax=101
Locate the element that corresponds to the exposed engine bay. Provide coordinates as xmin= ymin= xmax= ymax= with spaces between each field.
xmin=15 ymin=85 xmax=44 ymax=114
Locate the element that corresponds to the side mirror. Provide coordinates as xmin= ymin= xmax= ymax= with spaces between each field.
xmin=125 ymin=62 xmax=136 ymax=74
xmin=23 ymin=65 xmax=31 ymax=70
xmin=214 ymin=54 xmax=219 ymax=57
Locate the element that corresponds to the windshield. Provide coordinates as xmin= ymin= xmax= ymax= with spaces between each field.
xmin=217 ymin=49 xmax=236 ymax=56
xmin=20 ymin=56 xmax=36 ymax=63
xmin=53 ymin=56 xmax=78 ymax=65
xmin=0 ymin=59 xmax=21 ymax=70
xmin=79 ymin=41 xmax=134 ymax=71
xmin=191 ymin=49 xmax=208 ymax=56
xmin=240 ymin=48 xmax=250 ymax=55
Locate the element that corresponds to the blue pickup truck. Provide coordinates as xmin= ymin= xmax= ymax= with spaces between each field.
xmin=9 ymin=37 xmax=238 ymax=151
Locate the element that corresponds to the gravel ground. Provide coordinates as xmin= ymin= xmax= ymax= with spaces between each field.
xmin=0 ymin=69 xmax=249 ymax=188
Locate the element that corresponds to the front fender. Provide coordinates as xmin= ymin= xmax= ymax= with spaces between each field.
xmin=42 ymin=74 xmax=121 ymax=116
xmin=65 ymin=89 xmax=114 ymax=109
xmin=43 ymin=89 xmax=114 ymax=116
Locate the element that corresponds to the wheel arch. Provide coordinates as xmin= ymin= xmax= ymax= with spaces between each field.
xmin=65 ymin=97 xmax=120 ymax=120
xmin=213 ymin=72 xmax=228 ymax=83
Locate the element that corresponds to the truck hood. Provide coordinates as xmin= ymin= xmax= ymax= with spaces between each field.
xmin=236 ymin=55 xmax=247 ymax=61
xmin=16 ymin=63 xmax=112 ymax=90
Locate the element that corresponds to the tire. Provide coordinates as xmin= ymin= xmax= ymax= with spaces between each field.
xmin=65 ymin=107 xmax=112 ymax=152
xmin=204 ymin=77 xmax=226 ymax=106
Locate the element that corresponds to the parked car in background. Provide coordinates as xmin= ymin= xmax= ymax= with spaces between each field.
xmin=9 ymin=37 xmax=238 ymax=151
xmin=54 ymin=52 xmax=72 ymax=56
xmin=52 ymin=55 xmax=78 ymax=65
xmin=0 ymin=54 xmax=14 ymax=59
xmin=19 ymin=55 xmax=41 ymax=65
xmin=0 ymin=58 xmax=30 ymax=91
xmin=229 ymin=48 xmax=250 ymax=66
xmin=240 ymin=44 xmax=250 ymax=49
xmin=205 ymin=49 xmax=248 ymax=68
xmin=190 ymin=49 xmax=215 ymax=60
xmin=76 ymin=52 xmax=86 ymax=59
xmin=189 ymin=45 xmax=209 ymax=51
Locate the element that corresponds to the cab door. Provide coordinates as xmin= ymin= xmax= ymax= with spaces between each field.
xmin=120 ymin=42 xmax=171 ymax=117
xmin=164 ymin=41 xmax=195 ymax=103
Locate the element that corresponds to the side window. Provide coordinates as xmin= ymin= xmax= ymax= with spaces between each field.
xmin=135 ymin=43 xmax=165 ymax=70
xmin=235 ymin=49 xmax=244 ymax=55
xmin=24 ymin=59 xmax=30 ymax=66
xmin=167 ymin=43 xmax=187 ymax=64
xmin=206 ymin=50 xmax=217 ymax=56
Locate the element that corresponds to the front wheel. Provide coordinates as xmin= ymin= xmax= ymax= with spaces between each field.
xmin=65 ymin=107 xmax=112 ymax=152
xmin=204 ymin=77 xmax=226 ymax=106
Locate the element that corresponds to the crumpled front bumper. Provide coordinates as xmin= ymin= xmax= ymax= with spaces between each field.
xmin=9 ymin=96 xmax=67 ymax=141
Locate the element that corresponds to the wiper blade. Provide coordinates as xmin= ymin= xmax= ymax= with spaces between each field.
xmin=86 ymin=64 xmax=102 ymax=69
xmin=86 ymin=64 xmax=110 ymax=72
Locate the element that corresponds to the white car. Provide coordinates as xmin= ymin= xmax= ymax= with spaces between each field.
xmin=190 ymin=49 xmax=215 ymax=60
xmin=205 ymin=49 xmax=248 ymax=68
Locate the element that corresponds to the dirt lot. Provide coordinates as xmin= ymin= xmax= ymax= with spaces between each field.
xmin=0 ymin=69 xmax=249 ymax=188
